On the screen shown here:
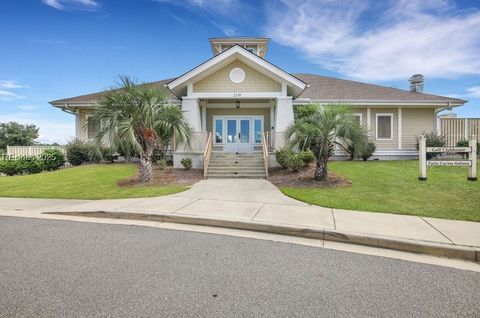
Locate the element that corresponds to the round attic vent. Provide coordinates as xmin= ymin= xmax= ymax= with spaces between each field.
xmin=229 ymin=67 xmax=245 ymax=84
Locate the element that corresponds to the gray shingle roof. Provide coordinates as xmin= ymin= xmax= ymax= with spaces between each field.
xmin=50 ymin=74 xmax=465 ymax=105
xmin=293 ymin=73 xmax=465 ymax=103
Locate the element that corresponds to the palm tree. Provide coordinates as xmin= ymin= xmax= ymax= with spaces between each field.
xmin=90 ymin=76 xmax=192 ymax=182
xmin=285 ymin=104 xmax=368 ymax=181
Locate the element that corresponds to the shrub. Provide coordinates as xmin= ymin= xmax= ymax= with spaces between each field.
xmin=416 ymin=132 xmax=446 ymax=160
xmin=361 ymin=141 xmax=376 ymax=161
xmin=287 ymin=154 xmax=303 ymax=172
xmin=181 ymin=157 xmax=192 ymax=170
xmin=275 ymin=147 xmax=294 ymax=169
xmin=40 ymin=149 xmax=65 ymax=171
xmin=66 ymin=139 xmax=89 ymax=166
xmin=457 ymin=139 xmax=480 ymax=158
xmin=0 ymin=157 xmax=43 ymax=176
xmin=298 ymin=150 xmax=315 ymax=164
xmin=294 ymin=104 xmax=319 ymax=120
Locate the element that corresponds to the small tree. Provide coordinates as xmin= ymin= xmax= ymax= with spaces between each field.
xmin=0 ymin=122 xmax=39 ymax=151
xmin=286 ymin=104 xmax=368 ymax=181
xmin=90 ymin=76 xmax=192 ymax=182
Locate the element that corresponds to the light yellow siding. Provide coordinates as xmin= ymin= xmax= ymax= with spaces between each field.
xmin=402 ymin=108 xmax=435 ymax=149
xmin=193 ymin=60 xmax=282 ymax=93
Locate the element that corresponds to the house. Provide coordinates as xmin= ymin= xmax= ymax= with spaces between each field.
xmin=50 ymin=37 xmax=466 ymax=168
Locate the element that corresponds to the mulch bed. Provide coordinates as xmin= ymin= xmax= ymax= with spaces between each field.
xmin=118 ymin=165 xmax=203 ymax=187
xmin=268 ymin=163 xmax=351 ymax=188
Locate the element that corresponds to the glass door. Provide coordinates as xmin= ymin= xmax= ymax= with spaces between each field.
xmin=238 ymin=119 xmax=251 ymax=152
xmin=225 ymin=118 xmax=238 ymax=153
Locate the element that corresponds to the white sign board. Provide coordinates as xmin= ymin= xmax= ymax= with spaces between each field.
xmin=427 ymin=160 xmax=472 ymax=167
xmin=418 ymin=136 xmax=477 ymax=181
xmin=427 ymin=146 xmax=471 ymax=153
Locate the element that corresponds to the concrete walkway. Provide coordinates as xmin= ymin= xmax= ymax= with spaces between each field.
xmin=0 ymin=179 xmax=479 ymax=260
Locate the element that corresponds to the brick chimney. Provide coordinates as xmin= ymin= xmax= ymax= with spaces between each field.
xmin=409 ymin=74 xmax=424 ymax=93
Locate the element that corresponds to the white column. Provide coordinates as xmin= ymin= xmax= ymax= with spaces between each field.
xmin=270 ymin=103 xmax=275 ymax=147
xmin=398 ymin=108 xmax=402 ymax=149
xmin=201 ymin=103 xmax=207 ymax=132
xmin=75 ymin=110 xmax=81 ymax=139
xmin=275 ymin=97 xmax=294 ymax=148
xmin=182 ymin=97 xmax=201 ymax=132
xmin=367 ymin=107 xmax=371 ymax=137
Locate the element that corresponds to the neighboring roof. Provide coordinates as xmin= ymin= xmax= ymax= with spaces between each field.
xmin=293 ymin=73 xmax=466 ymax=104
xmin=50 ymin=73 xmax=466 ymax=106
xmin=49 ymin=78 xmax=176 ymax=105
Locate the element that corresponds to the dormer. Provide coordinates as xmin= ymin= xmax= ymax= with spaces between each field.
xmin=209 ymin=37 xmax=269 ymax=58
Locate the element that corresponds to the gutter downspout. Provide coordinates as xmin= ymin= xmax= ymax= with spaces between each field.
xmin=434 ymin=102 xmax=452 ymax=134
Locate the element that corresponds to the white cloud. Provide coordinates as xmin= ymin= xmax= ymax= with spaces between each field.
xmin=266 ymin=0 xmax=480 ymax=81
xmin=0 ymin=90 xmax=25 ymax=101
xmin=42 ymin=0 xmax=98 ymax=11
xmin=18 ymin=105 xmax=38 ymax=111
xmin=466 ymin=86 xmax=480 ymax=98
xmin=0 ymin=80 xmax=27 ymax=89
xmin=155 ymin=0 xmax=237 ymax=12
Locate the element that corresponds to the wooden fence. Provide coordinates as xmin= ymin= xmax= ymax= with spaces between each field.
xmin=440 ymin=118 xmax=480 ymax=146
xmin=6 ymin=145 xmax=66 ymax=157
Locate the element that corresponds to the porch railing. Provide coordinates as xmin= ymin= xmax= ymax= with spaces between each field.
xmin=203 ymin=131 xmax=213 ymax=178
xmin=262 ymin=131 xmax=269 ymax=179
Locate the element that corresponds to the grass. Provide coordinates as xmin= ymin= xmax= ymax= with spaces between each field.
xmin=0 ymin=164 xmax=187 ymax=200
xmin=281 ymin=160 xmax=480 ymax=222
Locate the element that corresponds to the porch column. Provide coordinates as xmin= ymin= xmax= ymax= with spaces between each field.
xmin=275 ymin=97 xmax=294 ymax=148
xmin=181 ymin=97 xmax=202 ymax=152
xmin=75 ymin=110 xmax=81 ymax=139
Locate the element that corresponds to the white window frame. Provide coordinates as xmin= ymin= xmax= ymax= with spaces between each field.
xmin=353 ymin=113 xmax=363 ymax=125
xmin=212 ymin=115 xmax=264 ymax=147
xmin=376 ymin=113 xmax=393 ymax=140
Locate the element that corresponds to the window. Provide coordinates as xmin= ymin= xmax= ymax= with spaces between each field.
xmin=352 ymin=113 xmax=362 ymax=125
xmin=86 ymin=115 xmax=100 ymax=139
xmin=376 ymin=114 xmax=393 ymax=139
xmin=215 ymin=119 xmax=223 ymax=143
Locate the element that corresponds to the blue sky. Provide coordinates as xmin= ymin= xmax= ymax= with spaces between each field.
xmin=0 ymin=0 xmax=479 ymax=144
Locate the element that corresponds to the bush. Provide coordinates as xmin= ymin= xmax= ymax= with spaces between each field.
xmin=66 ymin=139 xmax=89 ymax=166
xmin=347 ymin=141 xmax=376 ymax=161
xmin=457 ymin=139 xmax=480 ymax=157
xmin=40 ymin=148 xmax=65 ymax=171
xmin=294 ymin=104 xmax=319 ymax=120
xmin=0 ymin=157 xmax=43 ymax=176
xmin=416 ymin=132 xmax=446 ymax=160
xmin=181 ymin=157 xmax=192 ymax=170
xmin=298 ymin=150 xmax=315 ymax=164
xmin=287 ymin=154 xmax=303 ymax=172
xmin=275 ymin=147 xmax=294 ymax=169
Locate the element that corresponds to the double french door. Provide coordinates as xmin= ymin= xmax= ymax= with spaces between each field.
xmin=213 ymin=116 xmax=263 ymax=153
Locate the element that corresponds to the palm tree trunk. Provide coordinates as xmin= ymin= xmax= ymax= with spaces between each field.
xmin=139 ymin=157 xmax=153 ymax=182
xmin=314 ymin=156 xmax=328 ymax=181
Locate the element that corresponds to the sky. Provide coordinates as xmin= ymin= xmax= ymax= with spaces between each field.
xmin=0 ymin=0 xmax=479 ymax=144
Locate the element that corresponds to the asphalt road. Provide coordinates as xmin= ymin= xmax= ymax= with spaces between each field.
xmin=0 ymin=217 xmax=479 ymax=318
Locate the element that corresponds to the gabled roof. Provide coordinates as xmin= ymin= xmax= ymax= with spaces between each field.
xmin=167 ymin=45 xmax=307 ymax=98
xmin=294 ymin=73 xmax=466 ymax=105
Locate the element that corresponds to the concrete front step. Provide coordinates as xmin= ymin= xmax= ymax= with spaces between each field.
xmin=207 ymin=153 xmax=266 ymax=179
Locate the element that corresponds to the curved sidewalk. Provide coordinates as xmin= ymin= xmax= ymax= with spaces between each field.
xmin=0 ymin=179 xmax=479 ymax=262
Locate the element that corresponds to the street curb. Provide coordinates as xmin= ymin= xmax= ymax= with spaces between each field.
xmin=46 ymin=211 xmax=479 ymax=263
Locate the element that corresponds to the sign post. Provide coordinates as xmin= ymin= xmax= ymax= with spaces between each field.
xmin=469 ymin=137 xmax=477 ymax=181
xmin=418 ymin=136 xmax=427 ymax=181
xmin=419 ymin=135 xmax=477 ymax=181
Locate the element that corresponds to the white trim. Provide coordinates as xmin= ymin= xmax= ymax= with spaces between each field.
xmin=302 ymin=100 xmax=464 ymax=107
xmin=201 ymin=104 xmax=207 ymax=132
xmin=366 ymin=107 xmax=371 ymax=132
xmin=167 ymin=46 xmax=306 ymax=96
xmin=212 ymin=115 xmax=264 ymax=152
xmin=398 ymin=108 xmax=402 ymax=149
xmin=206 ymin=102 xmax=271 ymax=109
xmin=352 ymin=112 xmax=362 ymax=123
xmin=376 ymin=113 xmax=394 ymax=140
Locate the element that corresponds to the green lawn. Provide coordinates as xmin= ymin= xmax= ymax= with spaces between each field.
xmin=281 ymin=160 xmax=480 ymax=222
xmin=0 ymin=164 xmax=186 ymax=200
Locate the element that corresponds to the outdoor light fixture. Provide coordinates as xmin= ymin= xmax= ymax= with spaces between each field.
xmin=235 ymin=100 xmax=240 ymax=109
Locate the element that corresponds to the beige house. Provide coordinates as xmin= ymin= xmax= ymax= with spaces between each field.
xmin=50 ymin=37 xmax=466 ymax=169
